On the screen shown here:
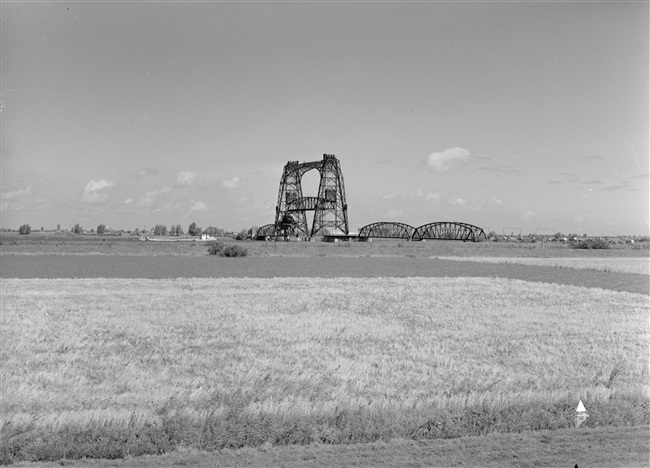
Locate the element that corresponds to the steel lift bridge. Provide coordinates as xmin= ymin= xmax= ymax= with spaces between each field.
xmin=271 ymin=154 xmax=349 ymax=239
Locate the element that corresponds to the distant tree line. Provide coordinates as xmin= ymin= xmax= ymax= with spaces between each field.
xmin=11 ymin=222 xmax=257 ymax=241
xmin=143 ymin=222 xmax=255 ymax=240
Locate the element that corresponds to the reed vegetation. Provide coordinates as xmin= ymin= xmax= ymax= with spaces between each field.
xmin=1 ymin=277 xmax=648 ymax=463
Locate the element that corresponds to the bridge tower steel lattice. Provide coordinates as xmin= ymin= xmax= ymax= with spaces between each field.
xmin=274 ymin=154 xmax=349 ymax=238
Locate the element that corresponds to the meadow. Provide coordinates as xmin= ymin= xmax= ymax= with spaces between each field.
xmin=2 ymin=276 xmax=648 ymax=465
xmin=2 ymin=235 xmax=649 ymax=465
xmin=435 ymin=256 xmax=650 ymax=275
xmin=2 ymin=231 xmax=648 ymax=259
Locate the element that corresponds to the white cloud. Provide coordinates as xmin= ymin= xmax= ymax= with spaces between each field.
xmin=176 ymin=171 xmax=197 ymax=186
xmin=134 ymin=167 xmax=159 ymax=179
xmin=411 ymin=190 xmax=442 ymax=202
xmin=124 ymin=198 xmax=134 ymax=205
xmin=85 ymin=179 xmax=112 ymax=192
xmin=2 ymin=184 xmax=32 ymax=201
xmin=82 ymin=179 xmax=113 ymax=203
xmin=190 ymin=201 xmax=207 ymax=212
xmin=427 ymin=147 xmax=471 ymax=172
xmin=382 ymin=193 xmax=395 ymax=200
xmin=223 ymin=176 xmax=242 ymax=189
xmin=137 ymin=186 xmax=171 ymax=207
xmin=448 ymin=197 xmax=467 ymax=206
xmin=521 ymin=210 xmax=536 ymax=221
xmin=489 ymin=197 xmax=503 ymax=206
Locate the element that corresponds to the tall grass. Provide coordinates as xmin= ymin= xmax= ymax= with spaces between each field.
xmin=1 ymin=277 xmax=648 ymax=462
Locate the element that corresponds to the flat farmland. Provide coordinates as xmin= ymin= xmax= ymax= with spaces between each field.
xmin=435 ymin=256 xmax=650 ymax=275
xmin=1 ymin=236 xmax=649 ymax=466
xmin=2 ymin=277 xmax=648 ymax=466
xmin=2 ymin=232 xmax=649 ymax=259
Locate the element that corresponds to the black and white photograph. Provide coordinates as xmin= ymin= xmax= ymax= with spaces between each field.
xmin=1 ymin=1 xmax=648 ymax=466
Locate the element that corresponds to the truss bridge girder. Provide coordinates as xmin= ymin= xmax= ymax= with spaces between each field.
xmin=255 ymin=224 xmax=277 ymax=240
xmin=412 ymin=222 xmax=487 ymax=242
xmin=357 ymin=221 xmax=487 ymax=242
xmin=286 ymin=197 xmax=333 ymax=212
xmin=358 ymin=222 xmax=415 ymax=239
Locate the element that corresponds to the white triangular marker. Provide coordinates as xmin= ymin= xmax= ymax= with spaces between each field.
xmin=576 ymin=400 xmax=587 ymax=412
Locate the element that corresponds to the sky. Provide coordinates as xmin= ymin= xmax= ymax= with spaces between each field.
xmin=1 ymin=1 xmax=648 ymax=235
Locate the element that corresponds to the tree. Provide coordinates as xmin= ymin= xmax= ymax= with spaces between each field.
xmin=188 ymin=222 xmax=202 ymax=237
xmin=279 ymin=214 xmax=296 ymax=241
xmin=203 ymin=226 xmax=218 ymax=237
xmin=97 ymin=224 xmax=107 ymax=235
xmin=175 ymin=224 xmax=184 ymax=236
xmin=169 ymin=224 xmax=177 ymax=236
xmin=18 ymin=224 xmax=31 ymax=235
xmin=72 ymin=224 xmax=83 ymax=234
xmin=153 ymin=224 xmax=168 ymax=236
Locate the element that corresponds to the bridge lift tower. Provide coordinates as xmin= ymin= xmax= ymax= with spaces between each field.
xmin=274 ymin=154 xmax=349 ymax=238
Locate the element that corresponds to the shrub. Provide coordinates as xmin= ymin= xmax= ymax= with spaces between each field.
xmin=222 ymin=245 xmax=248 ymax=257
xmin=206 ymin=240 xmax=225 ymax=256
xmin=207 ymin=241 xmax=247 ymax=257
xmin=18 ymin=224 xmax=31 ymax=235
xmin=572 ymin=238 xmax=610 ymax=249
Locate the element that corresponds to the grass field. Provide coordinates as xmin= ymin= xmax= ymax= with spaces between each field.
xmin=435 ymin=256 xmax=650 ymax=275
xmin=2 ymin=232 xmax=649 ymax=259
xmin=2 ymin=277 xmax=648 ymax=464
xmin=9 ymin=426 xmax=650 ymax=467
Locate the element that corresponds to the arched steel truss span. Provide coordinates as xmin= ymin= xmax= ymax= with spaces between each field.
xmin=358 ymin=222 xmax=415 ymax=239
xmin=255 ymin=224 xmax=277 ymax=240
xmin=412 ymin=222 xmax=487 ymax=242
xmin=357 ymin=221 xmax=487 ymax=242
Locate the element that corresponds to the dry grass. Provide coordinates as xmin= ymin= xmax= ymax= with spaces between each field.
xmin=1 ymin=277 xmax=648 ymax=462
xmin=434 ymin=256 xmax=650 ymax=275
